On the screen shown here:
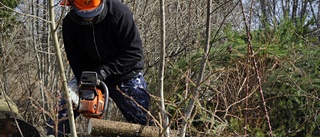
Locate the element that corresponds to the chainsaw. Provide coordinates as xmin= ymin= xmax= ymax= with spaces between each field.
xmin=68 ymin=71 xmax=109 ymax=119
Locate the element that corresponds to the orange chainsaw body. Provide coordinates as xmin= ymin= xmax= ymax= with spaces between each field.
xmin=78 ymin=88 xmax=105 ymax=119
xmin=77 ymin=71 xmax=109 ymax=119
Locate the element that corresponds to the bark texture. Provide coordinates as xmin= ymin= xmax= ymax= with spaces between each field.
xmin=88 ymin=118 xmax=178 ymax=137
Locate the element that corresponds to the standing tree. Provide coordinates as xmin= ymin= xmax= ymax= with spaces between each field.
xmin=48 ymin=0 xmax=77 ymax=136
xmin=159 ymin=0 xmax=170 ymax=136
xmin=180 ymin=0 xmax=212 ymax=136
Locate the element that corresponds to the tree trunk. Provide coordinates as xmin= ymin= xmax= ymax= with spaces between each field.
xmin=88 ymin=118 xmax=178 ymax=137
xmin=259 ymin=0 xmax=267 ymax=28
xmin=179 ymin=0 xmax=212 ymax=136
xmin=159 ymin=0 xmax=169 ymax=136
xmin=292 ymin=0 xmax=298 ymax=21
xmin=48 ymin=0 xmax=77 ymax=136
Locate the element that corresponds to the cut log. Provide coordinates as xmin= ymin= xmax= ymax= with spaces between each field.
xmin=88 ymin=118 xmax=178 ymax=137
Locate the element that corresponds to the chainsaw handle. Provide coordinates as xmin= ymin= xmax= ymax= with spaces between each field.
xmin=99 ymin=80 xmax=109 ymax=115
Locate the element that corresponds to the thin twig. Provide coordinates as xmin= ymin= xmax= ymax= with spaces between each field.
xmin=115 ymin=86 xmax=162 ymax=128
xmin=0 ymin=2 xmax=51 ymax=23
xmin=239 ymin=0 xmax=273 ymax=136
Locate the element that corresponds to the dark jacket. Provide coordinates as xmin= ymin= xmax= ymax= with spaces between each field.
xmin=63 ymin=0 xmax=144 ymax=84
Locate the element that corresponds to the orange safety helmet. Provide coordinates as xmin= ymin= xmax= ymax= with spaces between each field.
xmin=60 ymin=0 xmax=101 ymax=9
xmin=73 ymin=0 xmax=102 ymax=11
xmin=61 ymin=0 xmax=105 ymax=18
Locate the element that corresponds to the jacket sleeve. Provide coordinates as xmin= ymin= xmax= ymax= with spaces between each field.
xmin=63 ymin=15 xmax=92 ymax=82
xmin=100 ymin=8 xmax=143 ymax=77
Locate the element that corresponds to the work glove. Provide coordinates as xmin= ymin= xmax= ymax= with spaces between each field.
xmin=95 ymin=66 xmax=108 ymax=81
